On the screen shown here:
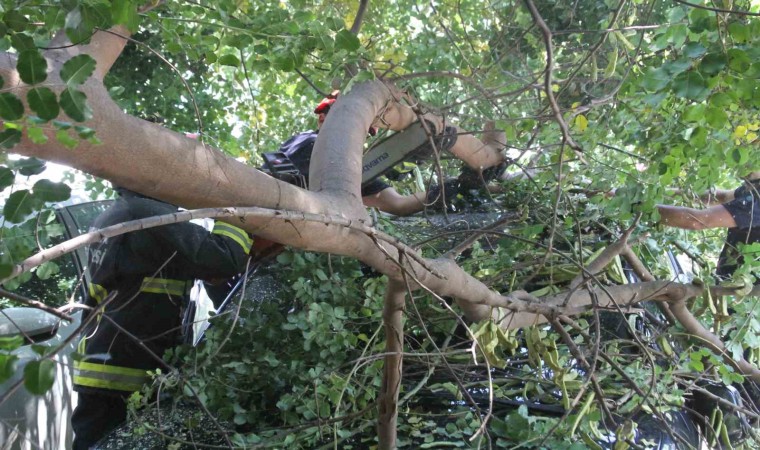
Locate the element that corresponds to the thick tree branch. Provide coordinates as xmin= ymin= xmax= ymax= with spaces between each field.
xmin=350 ymin=0 xmax=370 ymax=34
xmin=83 ymin=26 xmax=133 ymax=80
xmin=377 ymin=280 xmax=405 ymax=450
xmin=669 ymin=299 xmax=760 ymax=382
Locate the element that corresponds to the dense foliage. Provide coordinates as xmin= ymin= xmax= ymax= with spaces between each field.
xmin=0 ymin=0 xmax=758 ymax=448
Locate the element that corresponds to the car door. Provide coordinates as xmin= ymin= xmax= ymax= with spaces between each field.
xmin=0 ymin=200 xmax=111 ymax=450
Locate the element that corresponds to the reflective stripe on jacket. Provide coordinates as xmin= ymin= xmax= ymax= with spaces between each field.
xmin=73 ymin=361 xmax=150 ymax=392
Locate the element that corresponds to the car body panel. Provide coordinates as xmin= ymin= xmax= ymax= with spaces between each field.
xmin=0 ymin=201 xmax=111 ymax=450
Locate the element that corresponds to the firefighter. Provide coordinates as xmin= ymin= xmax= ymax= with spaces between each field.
xmin=656 ymin=171 xmax=760 ymax=281
xmin=277 ymin=91 xmax=428 ymax=216
xmin=278 ymin=91 xmax=508 ymax=215
xmin=71 ymin=188 xmax=253 ymax=449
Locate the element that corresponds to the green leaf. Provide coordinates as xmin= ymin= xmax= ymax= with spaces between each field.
xmin=272 ymin=51 xmax=296 ymax=71
xmin=0 ymin=335 xmax=24 ymax=351
xmin=36 ymin=261 xmax=60 ymax=280
xmin=81 ymin=4 xmax=112 ymax=30
xmin=3 ymin=10 xmax=29 ymax=32
xmin=27 ymin=116 xmax=48 ymax=125
xmin=699 ymin=53 xmax=727 ymax=76
xmin=672 ymin=71 xmax=708 ymax=101
xmin=59 ymin=88 xmax=92 ymax=122
xmin=27 ymin=125 xmax=48 ymax=144
xmin=33 ymin=179 xmax=72 ymax=202
xmin=727 ymin=49 xmax=750 ymax=73
xmin=65 ymin=7 xmax=90 ymax=44
xmin=667 ymin=24 xmax=687 ymax=47
xmin=27 ymin=87 xmax=60 ymax=121
xmin=0 ymin=166 xmax=14 ymax=191
xmin=44 ymin=7 xmax=68 ymax=30
xmin=0 ymin=92 xmax=24 ymax=120
xmin=0 ymin=22 xmax=6 ymax=40
xmin=314 ymin=30 xmax=334 ymax=51
xmin=344 ymin=70 xmax=376 ymax=94
xmin=56 ymin=129 xmax=79 ymax=149
xmin=74 ymin=126 xmax=96 ymax=139
xmin=682 ymin=42 xmax=706 ymax=59
xmin=0 ymin=129 xmax=22 ymax=149
xmin=60 ymin=54 xmax=96 ymax=87
xmin=731 ymin=148 xmax=742 ymax=165
xmin=111 ymin=0 xmax=139 ymax=32
xmin=662 ymin=59 xmax=691 ymax=76
xmin=10 ymin=32 xmax=35 ymax=51
xmin=709 ymin=92 xmax=732 ymax=108
xmin=640 ymin=67 xmax=670 ymax=92
xmin=704 ymin=107 xmax=728 ymax=129
xmin=52 ymin=120 xmax=72 ymax=130
xmin=324 ymin=17 xmax=344 ymax=31
xmin=728 ymin=22 xmax=749 ymax=44
xmin=108 ymin=86 xmax=125 ymax=97
xmin=0 ymin=264 xmax=11 ymax=279
xmin=218 ymin=54 xmax=240 ymax=67
xmin=31 ymin=344 xmax=51 ymax=357
xmin=15 ymin=157 xmax=46 ymax=175
xmin=17 ymin=50 xmax=48 ymax=85
xmin=276 ymin=252 xmax=293 ymax=264
xmin=682 ymin=104 xmax=704 ymax=123
xmin=688 ymin=8 xmax=713 ymax=33
xmin=335 ymin=29 xmax=360 ymax=51
xmin=3 ymin=189 xmax=36 ymax=223
xmin=23 ymin=360 xmax=56 ymax=395
xmin=0 ymin=354 xmax=18 ymax=384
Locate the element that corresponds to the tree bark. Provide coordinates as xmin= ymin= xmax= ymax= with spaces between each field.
xmin=377 ymin=280 xmax=406 ymax=450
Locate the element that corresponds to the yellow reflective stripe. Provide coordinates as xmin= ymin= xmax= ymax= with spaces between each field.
xmin=73 ymin=361 xmax=150 ymax=392
xmin=212 ymin=222 xmax=253 ymax=254
xmin=73 ymin=375 xmax=145 ymax=392
xmin=139 ymin=277 xmax=187 ymax=296
xmin=74 ymin=361 xmax=149 ymax=377
xmin=88 ymin=283 xmax=108 ymax=303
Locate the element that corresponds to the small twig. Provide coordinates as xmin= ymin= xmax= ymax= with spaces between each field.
xmin=0 ymin=288 xmax=74 ymax=322
xmin=522 ymin=0 xmax=582 ymax=152
xmin=295 ymin=68 xmax=329 ymax=98
xmin=673 ymin=0 xmax=760 ymax=16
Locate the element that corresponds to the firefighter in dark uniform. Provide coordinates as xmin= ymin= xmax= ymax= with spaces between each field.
xmin=714 ymin=177 xmax=760 ymax=281
xmin=278 ymin=91 xmax=431 ymax=216
xmin=71 ymin=188 xmax=253 ymax=449
xmin=278 ymin=91 xmax=508 ymax=215
xmin=656 ymin=172 xmax=760 ymax=281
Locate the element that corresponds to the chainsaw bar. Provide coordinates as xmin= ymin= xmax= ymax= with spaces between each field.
xmin=361 ymin=121 xmax=457 ymax=187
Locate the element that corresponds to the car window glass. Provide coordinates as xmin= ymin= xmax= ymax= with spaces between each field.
xmin=1 ymin=201 xmax=112 ymax=309
xmin=65 ymin=201 xmax=112 ymax=235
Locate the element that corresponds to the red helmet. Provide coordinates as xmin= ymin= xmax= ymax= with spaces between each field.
xmin=314 ymin=90 xmax=376 ymax=135
xmin=314 ymin=90 xmax=340 ymax=114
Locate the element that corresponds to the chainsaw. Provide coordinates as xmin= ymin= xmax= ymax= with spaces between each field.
xmin=261 ymin=121 xmax=458 ymax=189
